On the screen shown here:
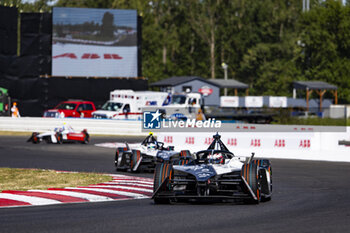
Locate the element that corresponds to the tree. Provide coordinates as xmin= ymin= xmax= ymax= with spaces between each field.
xmin=5 ymin=0 xmax=350 ymax=102
xmin=298 ymin=0 xmax=350 ymax=102
xmin=236 ymin=0 xmax=302 ymax=95
xmin=185 ymin=0 xmax=222 ymax=79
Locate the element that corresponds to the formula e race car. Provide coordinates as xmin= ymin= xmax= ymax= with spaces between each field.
xmin=152 ymin=133 xmax=272 ymax=204
xmin=27 ymin=125 xmax=89 ymax=144
xmin=115 ymin=132 xmax=186 ymax=172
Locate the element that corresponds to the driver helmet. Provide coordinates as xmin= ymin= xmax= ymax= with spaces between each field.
xmin=208 ymin=153 xmax=223 ymax=164
xmin=55 ymin=127 xmax=63 ymax=132
xmin=147 ymin=142 xmax=157 ymax=150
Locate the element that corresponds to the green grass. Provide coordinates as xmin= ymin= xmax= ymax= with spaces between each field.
xmin=0 ymin=168 xmax=112 ymax=191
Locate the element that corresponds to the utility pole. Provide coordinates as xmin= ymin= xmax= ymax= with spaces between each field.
xmin=221 ymin=63 xmax=228 ymax=96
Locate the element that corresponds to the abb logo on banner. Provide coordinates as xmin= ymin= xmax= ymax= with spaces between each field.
xmin=227 ymin=138 xmax=237 ymax=146
xmin=204 ymin=137 xmax=214 ymax=145
xmin=163 ymin=136 xmax=173 ymax=144
xmin=251 ymin=139 xmax=261 ymax=147
xmin=53 ymin=53 xmax=123 ymax=60
xmin=299 ymin=139 xmax=311 ymax=148
xmin=274 ymin=139 xmax=286 ymax=148
xmin=185 ymin=137 xmax=195 ymax=144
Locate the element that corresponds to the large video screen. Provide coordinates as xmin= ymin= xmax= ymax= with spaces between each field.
xmin=52 ymin=7 xmax=138 ymax=77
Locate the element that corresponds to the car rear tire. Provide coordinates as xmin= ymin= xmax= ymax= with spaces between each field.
xmin=82 ymin=132 xmax=89 ymax=144
xmin=130 ymin=150 xmax=141 ymax=172
xmin=260 ymin=160 xmax=272 ymax=202
xmin=115 ymin=149 xmax=120 ymax=167
xmin=31 ymin=132 xmax=39 ymax=144
xmin=153 ymin=163 xmax=173 ymax=204
xmin=241 ymin=160 xmax=261 ymax=204
xmin=115 ymin=148 xmax=127 ymax=171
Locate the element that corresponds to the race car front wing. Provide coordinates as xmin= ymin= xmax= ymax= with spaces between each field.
xmin=152 ymin=171 xmax=258 ymax=202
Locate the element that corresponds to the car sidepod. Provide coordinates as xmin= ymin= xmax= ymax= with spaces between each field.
xmin=156 ymin=150 xmax=182 ymax=163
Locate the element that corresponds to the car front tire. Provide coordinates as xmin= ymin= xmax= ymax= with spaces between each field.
xmin=55 ymin=133 xmax=63 ymax=144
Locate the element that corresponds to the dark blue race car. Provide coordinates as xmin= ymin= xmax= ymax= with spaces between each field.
xmin=152 ymin=133 xmax=272 ymax=204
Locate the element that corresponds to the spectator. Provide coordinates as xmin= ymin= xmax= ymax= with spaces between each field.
xmin=196 ymin=109 xmax=206 ymax=121
xmin=11 ymin=102 xmax=20 ymax=118
xmin=123 ymin=104 xmax=130 ymax=119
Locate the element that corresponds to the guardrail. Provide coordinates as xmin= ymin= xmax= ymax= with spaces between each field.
xmin=0 ymin=117 xmax=145 ymax=136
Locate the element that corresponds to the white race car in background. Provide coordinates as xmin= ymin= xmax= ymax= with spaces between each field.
xmin=27 ymin=125 xmax=89 ymax=144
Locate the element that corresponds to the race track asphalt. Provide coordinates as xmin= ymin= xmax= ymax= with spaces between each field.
xmin=0 ymin=135 xmax=350 ymax=233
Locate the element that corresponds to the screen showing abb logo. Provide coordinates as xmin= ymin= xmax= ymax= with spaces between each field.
xmin=52 ymin=7 xmax=138 ymax=77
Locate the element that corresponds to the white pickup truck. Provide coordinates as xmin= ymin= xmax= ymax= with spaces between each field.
xmin=160 ymin=92 xmax=203 ymax=120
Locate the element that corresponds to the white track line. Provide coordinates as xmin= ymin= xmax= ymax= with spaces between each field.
xmin=112 ymin=176 xmax=152 ymax=179
xmin=29 ymin=190 xmax=114 ymax=202
xmin=88 ymin=185 xmax=153 ymax=193
xmin=108 ymin=180 xmax=153 ymax=185
xmin=112 ymin=178 xmax=153 ymax=182
xmin=99 ymin=182 xmax=153 ymax=189
xmin=66 ymin=187 xmax=148 ymax=199
xmin=102 ymin=182 xmax=153 ymax=188
xmin=113 ymin=177 xmax=153 ymax=180
xmin=0 ymin=193 xmax=61 ymax=205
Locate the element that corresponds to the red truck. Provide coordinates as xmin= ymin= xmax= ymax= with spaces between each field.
xmin=43 ymin=100 xmax=96 ymax=118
